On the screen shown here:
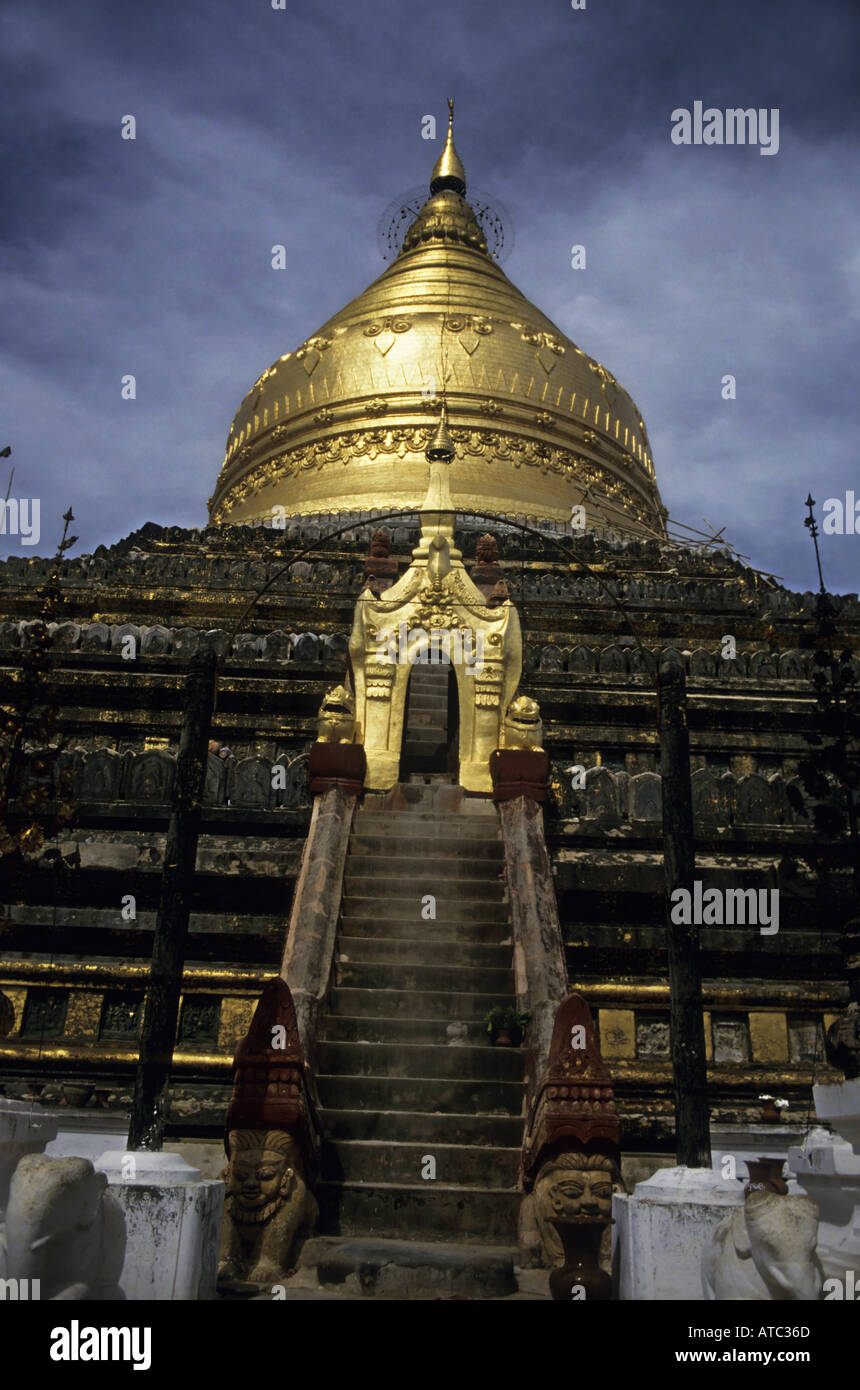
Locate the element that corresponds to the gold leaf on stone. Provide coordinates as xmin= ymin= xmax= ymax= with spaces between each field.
xmin=18 ymin=824 xmax=43 ymax=853
xmin=536 ymin=344 xmax=558 ymax=375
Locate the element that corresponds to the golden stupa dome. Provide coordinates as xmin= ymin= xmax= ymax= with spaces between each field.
xmin=209 ymin=103 xmax=665 ymax=535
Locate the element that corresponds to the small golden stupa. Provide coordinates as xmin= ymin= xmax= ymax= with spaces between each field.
xmin=209 ymin=100 xmax=665 ymax=535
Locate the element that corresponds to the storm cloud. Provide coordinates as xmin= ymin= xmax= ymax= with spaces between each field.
xmin=1 ymin=0 xmax=858 ymax=594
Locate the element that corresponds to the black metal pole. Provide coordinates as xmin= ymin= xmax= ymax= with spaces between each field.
xmin=127 ymin=647 xmax=217 ymax=1150
xmin=658 ymin=656 xmax=711 ymax=1167
xmin=803 ymin=494 xmax=826 ymax=596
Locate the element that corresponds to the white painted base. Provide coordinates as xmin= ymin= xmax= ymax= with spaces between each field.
xmin=813 ymin=1078 xmax=860 ymax=1153
xmin=709 ymin=1123 xmax=807 ymax=1188
xmin=612 ymin=1165 xmax=744 ymax=1301
xmin=96 ymin=1149 xmax=225 ymax=1301
xmin=44 ymin=1109 xmax=130 ymax=1164
xmin=788 ymin=1106 xmax=860 ymax=1284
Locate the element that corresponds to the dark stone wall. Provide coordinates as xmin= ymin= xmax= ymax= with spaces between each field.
xmin=0 ymin=518 xmax=855 ymax=1142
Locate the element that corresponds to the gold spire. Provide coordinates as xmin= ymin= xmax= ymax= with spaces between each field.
xmin=209 ymin=107 xmax=666 ymax=538
xmin=430 ymin=97 xmax=466 ymax=196
xmin=418 ymin=406 xmax=458 ymax=558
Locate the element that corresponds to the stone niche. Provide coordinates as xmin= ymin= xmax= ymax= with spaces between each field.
xmin=711 ymin=1013 xmax=751 ymax=1064
xmin=125 ymin=750 xmax=176 ymax=802
xmin=228 ymin=755 xmax=274 ymax=809
xmin=80 ymin=748 xmax=124 ymax=801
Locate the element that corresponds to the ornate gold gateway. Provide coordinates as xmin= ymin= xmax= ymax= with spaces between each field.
xmin=348 ymin=420 xmax=524 ymax=793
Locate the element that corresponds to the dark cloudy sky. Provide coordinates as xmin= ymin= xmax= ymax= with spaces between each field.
xmin=1 ymin=0 xmax=858 ymax=594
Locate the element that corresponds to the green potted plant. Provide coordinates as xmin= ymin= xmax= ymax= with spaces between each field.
xmin=485 ymin=1005 xmax=531 ymax=1047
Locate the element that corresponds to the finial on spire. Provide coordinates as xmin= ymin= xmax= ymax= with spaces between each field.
xmin=418 ymin=405 xmax=458 ymax=557
xmin=425 ymin=403 xmax=455 ymax=463
xmin=430 ymin=97 xmax=466 ymax=197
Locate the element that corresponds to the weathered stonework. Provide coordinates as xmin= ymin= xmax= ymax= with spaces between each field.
xmin=0 ymin=517 xmax=854 ymax=1155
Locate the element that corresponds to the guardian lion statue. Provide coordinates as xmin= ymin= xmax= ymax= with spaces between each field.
xmin=316 ymin=685 xmax=355 ymax=744
xmin=503 ymin=694 xmax=543 ymax=751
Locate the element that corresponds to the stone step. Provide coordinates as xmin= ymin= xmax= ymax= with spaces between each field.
xmin=405 ymin=773 xmax=458 ymax=784
xmin=328 ymin=986 xmax=513 ymax=1021
xmin=321 ymin=1139 xmax=520 ymax=1188
xmin=344 ymin=877 xmax=507 ymax=904
xmin=339 ymin=916 xmax=510 ymax=945
xmin=334 ymin=959 xmax=515 ymax=994
xmin=348 ymin=832 xmax=504 ymax=859
xmin=341 ymin=895 xmax=510 ymax=924
xmin=321 ymin=1107 xmax=523 ymax=1147
xmin=320 ymin=1015 xmax=494 ymax=1046
xmin=350 ymin=823 xmax=502 ymax=847
xmin=337 ymin=935 xmax=512 ymax=969
xmin=354 ymin=804 xmax=498 ymax=823
xmin=300 ymin=1236 xmax=518 ymax=1299
xmin=320 ymin=1104 xmax=523 ymax=1147
xmin=358 ymin=794 xmax=497 ymax=819
xmin=317 ymin=1072 xmax=523 ymax=1116
xmin=358 ymin=793 xmax=497 ymax=813
xmin=407 ymin=694 xmax=449 ymax=711
xmin=318 ymin=1040 xmax=525 ymax=1082
xmin=408 ymin=666 xmax=450 ymax=681
xmin=401 ymin=740 xmax=447 ymax=756
xmin=405 ymin=708 xmax=447 ymax=725
xmin=345 ymin=853 xmax=505 ymax=883
xmin=316 ymin=1180 xmax=521 ymax=1245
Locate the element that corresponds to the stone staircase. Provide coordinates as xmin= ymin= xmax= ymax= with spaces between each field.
xmin=400 ymin=661 xmax=450 ymax=773
xmin=305 ymin=778 xmax=527 ymax=1297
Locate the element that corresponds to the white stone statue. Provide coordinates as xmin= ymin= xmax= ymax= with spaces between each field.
xmin=702 ymin=1190 xmax=822 ymax=1300
xmin=4 ymin=1154 xmax=125 ymax=1299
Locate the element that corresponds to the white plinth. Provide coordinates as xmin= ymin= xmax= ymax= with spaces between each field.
xmin=44 ymin=1109 xmax=130 ymax=1164
xmin=788 ymin=1100 xmax=860 ymax=1282
xmin=0 ymin=1099 xmax=59 ymax=1218
xmin=612 ymin=1165 xmax=744 ymax=1301
xmin=96 ymin=1149 xmax=225 ymax=1301
xmin=709 ymin=1123 xmax=806 ymax=1186
xmin=813 ymin=1078 xmax=860 ymax=1153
